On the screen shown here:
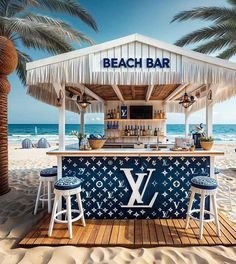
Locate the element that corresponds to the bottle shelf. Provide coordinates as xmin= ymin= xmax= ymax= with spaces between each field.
xmin=121 ymin=135 xmax=166 ymax=138
xmin=104 ymin=118 xmax=166 ymax=122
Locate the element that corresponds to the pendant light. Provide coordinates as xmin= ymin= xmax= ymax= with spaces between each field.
xmin=179 ymin=89 xmax=195 ymax=108
xmin=77 ymin=92 xmax=91 ymax=109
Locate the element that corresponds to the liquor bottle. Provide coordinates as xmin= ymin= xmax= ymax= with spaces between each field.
xmin=116 ymin=106 xmax=120 ymax=119
xmin=134 ymin=125 xmax=137 ymax=136
xmin=154 ymin=128 xmax=157 ymax=136
xmin=110 ymin=109 xmax=114 ymax=119
xmin=125 ymin=126 xmax=128 ymax=136
xmin=107 ymin=110 xmax=111 ymax=119
xmin=127 ymin=126 xmax=131 ymax=136
xmin=154 ymin=110 xmax=157 ymax=119
xmin=107 ymin=121 xmax=110 ymax=130
xmin=143 ymin=126 xmax=146 ymax=136
xmin=114 ymin=108 xmax=117 ymax=119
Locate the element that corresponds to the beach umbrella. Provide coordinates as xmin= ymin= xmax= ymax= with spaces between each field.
xmin=22 ymin=139 xmax=33 ymax=149
xmin=37 ymin=138 xmax=51 ymax=148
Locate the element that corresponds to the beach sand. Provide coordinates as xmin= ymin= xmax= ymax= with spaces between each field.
xmin=0 ymin=143 xmax=236 ymax=263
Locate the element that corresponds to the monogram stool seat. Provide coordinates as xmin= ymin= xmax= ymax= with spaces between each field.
xmin=34 ymin=167 xmax=57 ymax=215
xmin=186 ymin=176 xmax=220 ymax=239
xmin=48 ymin=177 xmax=85 ymax=239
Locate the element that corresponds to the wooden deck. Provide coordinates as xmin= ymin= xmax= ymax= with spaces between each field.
xmin=18 ymin=213 xmax=236 ymax=248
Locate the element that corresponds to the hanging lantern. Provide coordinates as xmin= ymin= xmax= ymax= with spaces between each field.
xmin=77 ymin=93 xmax=91 ymax=109
xmin=179 ymin=92 xmax=195 ymax=108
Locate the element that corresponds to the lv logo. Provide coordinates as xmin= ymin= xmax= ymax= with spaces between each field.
xmin=118 ymin=180 xmax=125 ymax=188
xmin=120 ymin=168 xmax=158 ymax=208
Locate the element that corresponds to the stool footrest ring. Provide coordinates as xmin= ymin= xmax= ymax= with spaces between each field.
xmin=188 ymin=209 xmax=215 ymax=223
xmin=39 ymin=193 xmax=54 ymax=202
xmin=54 ymin=209 xmax=83 ymax=224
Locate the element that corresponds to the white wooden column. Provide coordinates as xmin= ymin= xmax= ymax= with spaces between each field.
xmin=52 ymin=82 xmax=66 ymax=179
xmin=58 ymin=85 xmax=66 ymax=151
xmin=162 ymin=102 xmax=167 ymax=137
xmin=185 ymin=109 xmax=190 ymax=139
xmin=206 ymin=85 xmax=213 ymax=137
xmin=80 ymin=108 xmax=85 ymax=134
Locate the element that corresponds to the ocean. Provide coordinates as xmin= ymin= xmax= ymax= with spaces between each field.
xmin=8 ymin=124 xmax=236 ymax=144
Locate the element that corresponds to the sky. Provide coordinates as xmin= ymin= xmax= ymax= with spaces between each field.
xmin=8 ymin=0 xmax=236 ymax=124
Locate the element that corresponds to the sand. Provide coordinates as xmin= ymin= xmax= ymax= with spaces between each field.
xmin=0 ymin=143 xmax=236 ymax=263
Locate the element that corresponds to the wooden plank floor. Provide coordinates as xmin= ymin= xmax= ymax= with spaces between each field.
xmin=18 ymin=213 xmax=236 ymax=248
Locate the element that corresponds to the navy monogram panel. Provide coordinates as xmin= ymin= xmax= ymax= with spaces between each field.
xmin=62 ymin=156 xmax=210 ymax=219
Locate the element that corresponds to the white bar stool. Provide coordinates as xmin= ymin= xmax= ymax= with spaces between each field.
xmin=186 ymin=176 xmax=220 ymax=239
xmin=34 ymin=167 xmax=57 ymax=215
xmin=48 ymin=176 xmax=85 ymax=239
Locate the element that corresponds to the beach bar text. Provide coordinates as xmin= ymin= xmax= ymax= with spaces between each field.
xmin=103 ymin=57 xmax=170 ymax=68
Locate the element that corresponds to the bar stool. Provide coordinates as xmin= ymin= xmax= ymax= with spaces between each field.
xmin=34 ymin=167 xmax=57 ymax=215
xmin=48 ymin=176 xmax=85 ymax=239
xmin=186 ymin=176 xmax=220 ymax=239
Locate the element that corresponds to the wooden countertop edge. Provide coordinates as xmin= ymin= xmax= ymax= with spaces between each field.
xmin=46 ymin=150 xmax=224 ymax=156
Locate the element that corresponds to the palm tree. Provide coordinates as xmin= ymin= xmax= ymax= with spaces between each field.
xmin=0 ymin=0 xmax=97 ymax=195
xmin=171 ymin=0 xmax=236 ymax=59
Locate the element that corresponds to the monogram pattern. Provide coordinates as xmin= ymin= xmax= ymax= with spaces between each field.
xmin=62 ymin=156 xmax=210 ymax=219
xmin=191 ymin=176 xmax=217 ymax=190
xmin=55 ymin=176 xmax=83 ymax=190
xmin=40 ymin=167 xmax=57 ymax=177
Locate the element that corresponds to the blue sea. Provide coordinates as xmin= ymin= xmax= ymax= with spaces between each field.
xmin=8 ymin=124 xmax=236 ymax=144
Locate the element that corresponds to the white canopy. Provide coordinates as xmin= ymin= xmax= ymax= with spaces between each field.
xmin=26 ymin=33 xmax=236 ymax=114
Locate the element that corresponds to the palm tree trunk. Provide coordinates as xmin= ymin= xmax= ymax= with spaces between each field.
xmin=0 ymin=76 xmax=10 ymax=195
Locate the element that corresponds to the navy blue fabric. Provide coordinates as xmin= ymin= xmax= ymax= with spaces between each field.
xmin=191 ymin=176 xmax=217 ymax=190
xmin=40 ymin=167 xmax=57 ymax=177
xmin=62 ymin=156 xmax=210 ymax=219
xmin=54 ymin=176 xmax=83 ymax=190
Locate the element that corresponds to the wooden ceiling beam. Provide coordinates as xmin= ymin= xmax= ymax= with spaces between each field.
xmin=131 ymin=86 xmax=135 ymax=99
xmin=111 ymin=85 xmax=125 ymax=102
xmin=164 ymin=83 xmax=188 ymax=102
xmin=145 ymin=85 xmax=154 ymax=101
xmin=77 ymin=83 xmax=104 ymax=103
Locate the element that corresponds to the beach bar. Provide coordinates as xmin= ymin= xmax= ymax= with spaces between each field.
xmin=23 ymin=34 xmax=236 ymax=244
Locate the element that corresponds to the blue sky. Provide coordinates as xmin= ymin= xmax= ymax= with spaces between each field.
xmin=8 ymin=0 xmax=236 ymax=124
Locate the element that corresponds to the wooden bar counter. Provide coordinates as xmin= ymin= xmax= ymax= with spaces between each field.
xmin=47 ymin=145 xmax=223 ymax=219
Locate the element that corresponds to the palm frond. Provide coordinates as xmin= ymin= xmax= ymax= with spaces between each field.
xmin=194 ymin=37 xmax=235 ymax=54
xmin=171 ymin=7 xmax=236 ymax=24
xmin=35 ymin=0 xmax=98 ymax=31
xmin=175 ymin=24 xmax=235 ymax=46
xmin=0 ymin=0 xmax=38 ymax=17
xmin=1 ymin=16 xmax=76 ymax=53
xmin=22 ymin=13 xmax=94 ymax=45
xmin=227 ymin=0 xmax=236 ymax=6
xmin=16 ymin=50 xmax=32 ymax=85
xmin=217 ymin=45 xmax=236 ymax=59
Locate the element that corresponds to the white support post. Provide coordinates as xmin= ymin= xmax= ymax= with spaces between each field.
xmin=58 ymin=84 xmax=66 ymax=151
xmin=185 ymin=109 xmax=189 ymax=139
xmin=206 ymin=85 xmax=213 ymax=137
xmin=80 ymin=109 xmax=85 ymax=134
xmin=55 ymin=83 xmax=65 ymax=219
xmin=162 ymin=102 xmax=167 ymax=137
